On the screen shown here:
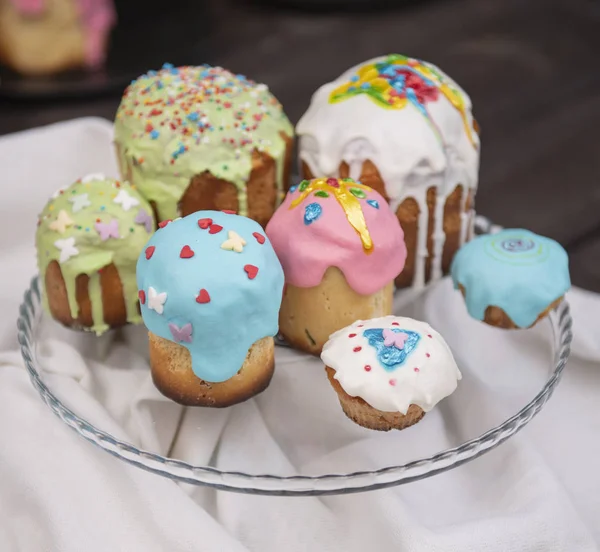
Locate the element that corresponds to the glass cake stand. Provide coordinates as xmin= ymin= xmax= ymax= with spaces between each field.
xmin=17 ymin=217 xmax=573 ymax=496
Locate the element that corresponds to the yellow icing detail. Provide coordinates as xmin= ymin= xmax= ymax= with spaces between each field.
xmin=329 ymin=55 xmax=477 ymax=148
xmin=290 ymin=178 xmax=373 ymax=253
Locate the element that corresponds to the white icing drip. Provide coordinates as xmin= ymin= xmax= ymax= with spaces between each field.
xmin=297 ymin=56 xmax=480 ymax=288
xmin=431 ymin=187 xmax=447 ymax=282
xmin=321 ymin=316 xmax=461 ymax=413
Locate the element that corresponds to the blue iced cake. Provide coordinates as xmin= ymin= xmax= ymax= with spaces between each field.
xmin=136 ymin=210 xmax=284 ymax=406
xmin=450 ymin=229 xmax=570 ymax=329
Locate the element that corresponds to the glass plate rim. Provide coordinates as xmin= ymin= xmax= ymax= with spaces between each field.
xmin=17 ymin=217 xmax=574 ymax=496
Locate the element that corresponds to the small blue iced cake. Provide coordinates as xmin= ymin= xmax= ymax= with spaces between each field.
xmin=450 ymin=229 xmax=570 ymax=329
xmin=136 ymin=210 xmax=284 ymax=406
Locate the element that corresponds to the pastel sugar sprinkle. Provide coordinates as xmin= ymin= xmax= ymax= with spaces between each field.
xmin=366 ymin=199 xmax=380 ymax=209
xmin=350 ymin=188 xmax=366 ymax=199
xmin=303 ymin=203 xmax=323 ymax=225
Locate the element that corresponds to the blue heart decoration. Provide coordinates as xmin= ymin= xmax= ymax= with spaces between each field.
xmin=362 ymin=328 xmax=421 ymax=372
xmin=304 ymin=203 xmax=323 ymax=225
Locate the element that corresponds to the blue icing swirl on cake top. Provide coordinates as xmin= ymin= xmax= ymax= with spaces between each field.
xmin=136 ymin=211 xmax=284 ymax=382
xmin=362 ymin=328 xmax=421 ymax=371
xmin=450 ymin=229 xmax=570 ymax=328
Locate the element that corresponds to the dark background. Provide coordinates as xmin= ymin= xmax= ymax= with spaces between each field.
xmin=1 ymin=0 xmax=599 ymax=291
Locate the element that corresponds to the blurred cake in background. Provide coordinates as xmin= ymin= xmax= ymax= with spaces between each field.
xmin=0 ymin=0 xmax=116 ymax=75
xmin=297 ymin=54 xmax=480 ymax=289
xmin=114 ymin=64 xmax=294 ymax=227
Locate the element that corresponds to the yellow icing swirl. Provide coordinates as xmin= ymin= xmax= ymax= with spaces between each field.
xmin=290 ymin=177 xmax=374 ymax=253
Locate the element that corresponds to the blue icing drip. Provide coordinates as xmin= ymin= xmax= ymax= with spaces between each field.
xmin=136 ymin=211 xmax=284 ymax=382
xmin=366 ymin=199 xmax=379 ymax=209
xmin=304 ymin=203 xmax=322 ymax=225
xmin=450 ymin=229 xmax=570 ymax=328
xmin=362 ymin=328 xmax=421 ymax=372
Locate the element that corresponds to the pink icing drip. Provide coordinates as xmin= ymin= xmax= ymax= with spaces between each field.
xmin=10 ymin=0 xmax=116 ymax=67
xmin=266 ymin=187 xmax=407 ymax=295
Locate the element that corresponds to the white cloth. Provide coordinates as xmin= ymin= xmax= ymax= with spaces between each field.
xmin=0 ymin=118 xmax=599 ymax=552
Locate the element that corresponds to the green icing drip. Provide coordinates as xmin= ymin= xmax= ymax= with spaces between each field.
xmin=35 ymin=176 xmax=155 ymax=335
xmin=114 ymin=64 xmax=294 ymax=220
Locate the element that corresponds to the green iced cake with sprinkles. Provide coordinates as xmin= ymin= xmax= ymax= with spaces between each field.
xmin=114 ymin=63 xmax=294 ymax=221
xmin=36 ymin=174 xmax=156 ymax=335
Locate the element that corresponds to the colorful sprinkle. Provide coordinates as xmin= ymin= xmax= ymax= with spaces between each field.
xmin=220 ymin=230 xmax=247 ymax=253
xmin=180 ymin=245 xmax=195 ymax=258
xmin=196 ymin=289 xmax=211 ymax=304
xmin=414 ymin=367 xmax=420 ymax=372
xmin=314 ymin=190 xmax=329 ymax=198
xmin=169 ymin=322 xmax=192 ymax=343
xmin=134 ymin=208 xmax=154 ymax=233
xmin=95 ymin=219 xmax=120 ymax=241
xmin=364 ymin=365 xmax=372 ymax=372
xmin=298 ymin=180 xmax=310 ymax=192
xmin=145 ymin=246 xmax=156 ymax=259
xmin=244 ymin=264 xmax=259 ymax=280
xmin=353 ymin=346 xmax=362 ymax=352
xmin=222 ymin=209 xmax=236 ymax=214
xmin=366 ymin=199 xmax=380 ymax=209
xmin=138 ymin=290 xmax=146 ymax=304
xmin=350 ymin=188 xmax=366 ymax=199
xmin=389 ymin=379 xmax=397 ymax=386
xmin=252 ymin=232 xmax=266 ymax=244
xmin=209 ymin=224 xmax=223 ymax=234
xmin=198 ymin=217 xmax=213 ymax=229
xmin=147 ymin=286 xmax=167 ymax=314
xmin=348 ymin=333 xmax=357 ymax=338
xmin=158 ymin=219 xmax=172 ymax=228
xmin=303 ymin=203 xmax=323 ymax=225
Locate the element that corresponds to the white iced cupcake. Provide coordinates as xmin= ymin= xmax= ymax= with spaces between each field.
xmin=321 ymin=316 xmax=461 ymax=431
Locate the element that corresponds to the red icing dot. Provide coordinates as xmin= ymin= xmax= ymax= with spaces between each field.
xmin=252 ymin=232 xmax=266 ymax=244
xmin=348 ymin=333 xmax=357 ymax=338
xmin=138 ymin=290 xmax=146 ymax=304
xmin=222 ymin=209 xmax=236 ymax=214
xmin=180 ymin=245 xmax=194 ymax=259
xmin=326 ymin=177 xmax=339 ymax=187
xmin=426 ymin=353 xmax=430 ymax=358
xmin=357 ymin=324 xmax=364 ymax=328
xmin=198 ymin=218 xmax=213 ymax=230
xmin=353 ymin=346 xmax=362 ymax=352
xmin=427 ymin=334 xmax=432 ymax=338
xmin=414 ymin=367 xmax=420 ymax=372
xmin=158 ymin=219 xmax=172 ymax=228
xmin=391 ymin=322 xmax=400 ymax=326
xmin=389 ymin=379 xmax=397 ymax=386
xmin=145 ymin=246 xmax=155 ymax=260
xmin=208 ymin=224 xmax=223 ymax=234
xmin=244 ymin=264 xmax=259 ymax=280
xmin=196 ymin=289 xmax=211 ymax=304
xmin=364 ymin=365 xmax=371 ymax=372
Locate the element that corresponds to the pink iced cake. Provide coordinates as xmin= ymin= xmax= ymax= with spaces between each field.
xmin=266 ymin=176 xmax=407 ymax=354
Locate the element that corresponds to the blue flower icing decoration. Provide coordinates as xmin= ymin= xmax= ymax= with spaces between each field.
xmin=304 ymin=203 xmax=322 ymax=225
xmin=363 ymin=328 xmax=421 ymax=372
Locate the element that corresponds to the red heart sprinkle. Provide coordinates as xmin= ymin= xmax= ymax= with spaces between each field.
xmin=145 ymin=246 xmax=155 ymax=259
xmin=180 ymin=245 xmax=194 ymax=258
xmin=364 ymin=365 xmax=371 ymax=372
xmin=244 ymin=264 xmax=258 ymax=280
xmin=208 ymin=224 xmax=223 ymax=234
xmin=348 ymin=333 xmax=356 ymax=338
xmin=138 ymin=290 xmax=146 ymax=304
xmin=353 ymin=346 xmax=362 ymax=352
xmin=196 ymin=289 xmax=210 ymax=304
xmin=158 ymin=219 xmax=172 ymax=228
xmin=326 ymin=177 xmax=339 ymax=187
xmin=222 ymin=209 xmax=236 ymax=214
xmin=252 ymin=232 xmax=265 ymax=244
xmin=198 ymin=218 xmax=213 ymax=229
